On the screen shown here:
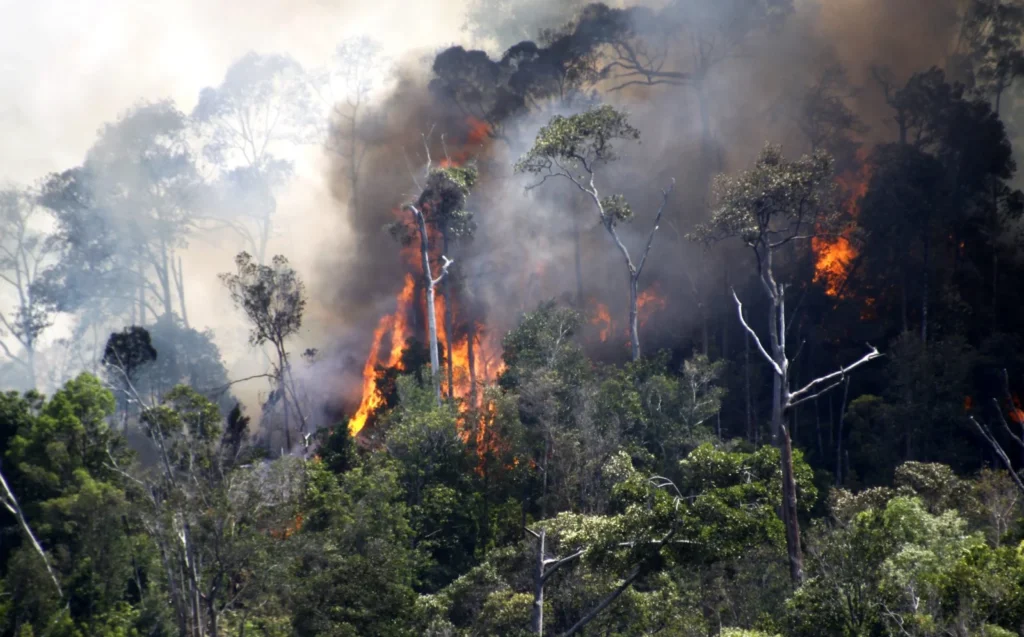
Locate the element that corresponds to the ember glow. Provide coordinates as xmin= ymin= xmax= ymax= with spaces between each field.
xmin=813 ymin=157 xmax=872 ymax=297
xmin=591 ymin=301 xmax=612 ymax=342
xmin=1010 ymin=393 xmax=1024 ymax=425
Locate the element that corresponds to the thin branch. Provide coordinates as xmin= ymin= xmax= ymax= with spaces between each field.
xmin=559 ymin=565 xmax=643 ymax=637
xmin=789 ymin=377 xmax=846 ymax=408
xmin=432 ymin=255 xmax=454 ymax=286
xmin=200 ymin=373 xmax=276 ymax=398
xmin=635 ymin=179 xmax=676 ymax=280
xmin=542 ymin=550 xmax=585 ymax=582
xmin=991 ymin=397 xmax=1024 ymax=451
xmin=969 ymin=416 xmax=1024 ymax=496
xmin=787 ymin=344 xmax=882 ymax=405
xmin=732 ymin=289 xmax=783 ymax=376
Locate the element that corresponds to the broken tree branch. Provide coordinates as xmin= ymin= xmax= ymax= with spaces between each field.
xmin=0 ymin=466 xmax=62 ymax=599
xmin=787 ymin=344 xmax=882 ymax=406
xmin=969 ymin=416 xmax=1024 ymax=496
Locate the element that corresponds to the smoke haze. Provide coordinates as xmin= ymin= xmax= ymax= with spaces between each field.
xmin=3 ymin=0 xmax=1016 ymax=434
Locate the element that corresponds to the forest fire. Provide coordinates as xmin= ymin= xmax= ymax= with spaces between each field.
xmin=439 ymin=116 xmax=491 ymax=168
xmin=348 ymin=274 xmax=415 ymax=435
xmin=345 ymin=115 xmax=503 ymax=437
xmin=589 ymin=286 xmax=666 ymax=344
xmin=591 ymin=302 xmax=612 ymax=342
xmin=813 ymin=156 xmax=872 ymax=297
xmin=637 ymin=286 xmax=667 ymax=327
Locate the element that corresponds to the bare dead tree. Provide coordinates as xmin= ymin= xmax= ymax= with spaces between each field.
xmin=695 ymin=144 xmax=882 ymax=585
xmin=969 ymin=369 xmax=1024 ymax=496
xmin=525 ymin=527 xmax=584 ymax=635
xmin=406 ymin=202 xmax=453 ymax=407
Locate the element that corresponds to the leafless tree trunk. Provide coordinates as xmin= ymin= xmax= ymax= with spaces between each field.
xmin=406 ymin=204 xmax=452 ymax=407
xmin=780 ymin=425 xmax=804 ymax=583
xmin=526 ymin=527 xmax=583 ymax=635
xmin=836 ymin=376 xmax=850 ymax=486
xmin=969 ymin=370 xmax=1024 ymax=496
xmin=733 ymin=282 xmax=880 ymax=585
xmin=442 ymin=229 xmax=456 ymax=399
xmin=582 ymin=180 xmax=674 ymax=361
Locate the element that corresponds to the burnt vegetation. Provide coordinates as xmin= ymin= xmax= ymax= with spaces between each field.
xmin=5 ymin=0 xmax=1024 ymax=635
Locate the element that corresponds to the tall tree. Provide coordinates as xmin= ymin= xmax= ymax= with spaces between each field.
xmin=119 ymin=385 xmax=302 ymax=637
xmin=389 ymin=139 xmax=475 ymax=406
xmin=192 ymin=52 xmax=316 ymax=264
xmin=38 ymin=100 xmax=204 ymax=333
xmin=694 ymin=144 xmax=881 ymax=584
xmin=872 ymin=67 xmax=1020 ymax=339
xmin=516 ymin=105 xmax=674 ymax=361
xmin=220 ymin=252 xmax=306 ymax=450
xmin=0 ymin=187 xmax=55 ymax=389
xmin=310 ymin=36 xmax=390 ymax=215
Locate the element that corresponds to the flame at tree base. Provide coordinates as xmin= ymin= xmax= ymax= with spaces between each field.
xmin=348 ymin=274 xmax=415 ymax=436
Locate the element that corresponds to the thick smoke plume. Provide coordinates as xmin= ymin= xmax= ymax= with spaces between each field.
xmin=0 ymin=0 xmax=1002 ymax=438
xmin=321 ymin=0 xmax=976 ymax=415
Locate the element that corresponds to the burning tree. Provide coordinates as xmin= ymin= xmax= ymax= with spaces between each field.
xmin=693 ymin=144 xmax=882 ymax=585
xmin=515 ymin=105 xmax=674 ymax=362
xmin=390 ymin=142 xmax=477 ymax=407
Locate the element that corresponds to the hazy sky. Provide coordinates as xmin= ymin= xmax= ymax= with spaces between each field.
xmin=0 ymin=0 xmax=471 ymax=183
xmin=0 ymin=0 xmax=474 ymax=390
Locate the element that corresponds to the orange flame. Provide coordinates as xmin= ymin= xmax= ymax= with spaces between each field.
xmin=1009 ymin=393 xmax=1023 ymax=425
xmin=440 ymin=116 xmax=491 ymax=168
xmin=637 ymin=286 xmax=667 ymax=327
xmin=346 ymin=116 xmax=499 ymax=439
xmin=270 ymin=513 xmax=304 ymax=540
xmin=813 ymin=155 xmax=872 ymax=297
xmin=347 ymin=274 xmax=416 ymax=435
xmin=591 ymin=302 xmax=612 ymax=342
